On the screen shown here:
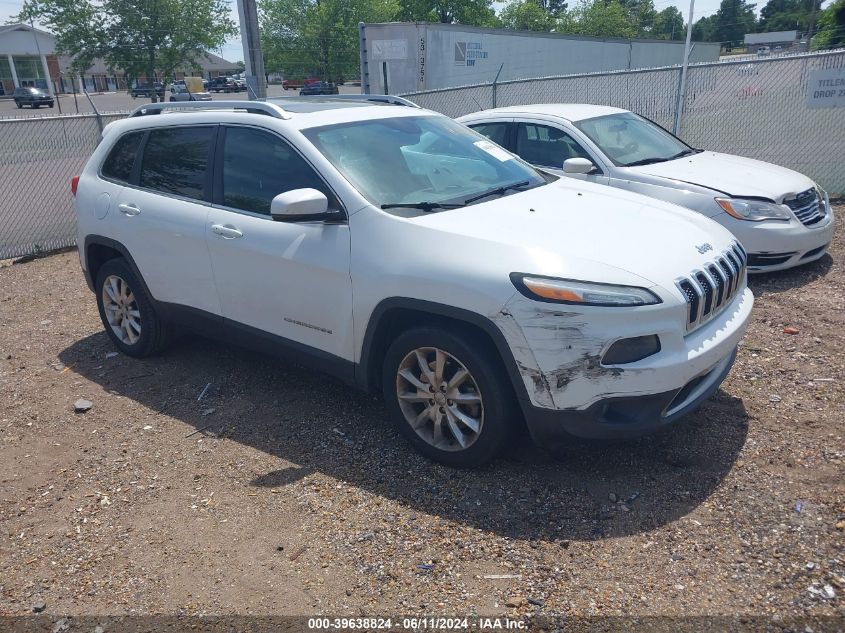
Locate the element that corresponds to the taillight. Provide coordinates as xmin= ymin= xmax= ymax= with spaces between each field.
xmin=71 ymin=175 xmax=79 ymax=196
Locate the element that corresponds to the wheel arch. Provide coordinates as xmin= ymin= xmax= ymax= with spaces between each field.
xmin=357 ymin=298 xmax=530 ymax=406
xmin=83 ymin=235 xmax=154 ymax=301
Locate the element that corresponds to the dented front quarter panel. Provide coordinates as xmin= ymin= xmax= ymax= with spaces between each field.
xmin=494 ymin=287 xmax=754 ymax=411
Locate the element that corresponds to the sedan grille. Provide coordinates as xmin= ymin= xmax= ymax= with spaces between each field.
xmin=784 ymin=188 xmax=825 ymax=227
xmin=676 ymin=242 xmax=747 ymax=332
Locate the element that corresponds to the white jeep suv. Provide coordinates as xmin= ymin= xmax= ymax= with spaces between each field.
xmin=73 ymin=99 xmax=753 ymax=466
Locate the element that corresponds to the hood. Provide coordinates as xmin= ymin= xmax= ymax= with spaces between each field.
xmin=624 ymin=151 xmax=816 ymax=201
xmin=410 ymin=179 xmax=738 ymax=293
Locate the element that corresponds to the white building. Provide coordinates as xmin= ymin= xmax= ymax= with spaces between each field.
xmin=0 ymin=24 xmax=57 ymax=96
xmin=0 ymin=23 xmax=238 ymax=96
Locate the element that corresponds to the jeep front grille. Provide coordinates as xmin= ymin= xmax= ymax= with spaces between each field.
xmin=784 ymin=188 xmax=825 ymax=227
xmin=676 ymin=242 xmax=747 ymax=332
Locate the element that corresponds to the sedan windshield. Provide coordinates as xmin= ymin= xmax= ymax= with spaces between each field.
xmin=303 ymin=115 xmax=546 ymax=211
xmin=574 ymin=112 xmax=697 ymax=167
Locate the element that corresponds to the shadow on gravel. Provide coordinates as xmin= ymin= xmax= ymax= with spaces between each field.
xmin=60 ymin=332 xmax=748 ymax=542
xmin=748 ymin=253 xmax=832 ymax=295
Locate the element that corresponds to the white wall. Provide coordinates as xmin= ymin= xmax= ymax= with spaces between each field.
xmin=0 ymin=27 xmax=56 ymax=56
xmin=361 ymin=23 xmax=721 ymax=94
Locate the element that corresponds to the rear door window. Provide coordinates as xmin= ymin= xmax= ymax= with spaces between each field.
xmin=139 ymin=126 xmax=215 ymax=200
xmin=101 ymin=131 xmax=144 ymax=183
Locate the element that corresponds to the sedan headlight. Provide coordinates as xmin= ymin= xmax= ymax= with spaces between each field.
xmin=716 ymin=197 xmax=792 ymax=221
xmin=511 ymin=274 xmax=661 ymax=307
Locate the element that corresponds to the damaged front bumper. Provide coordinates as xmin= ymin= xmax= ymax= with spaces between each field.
xmin=495 ymin=286 xmax=753 ymax=442
xmin=522 ymin=347 xmax=737 ymax=443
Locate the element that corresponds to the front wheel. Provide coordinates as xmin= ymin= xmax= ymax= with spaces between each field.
xmin=169 ymin=97 xmax=176 ymax=102
xmin=15 ymin=101 xmax=22 ymax=108
xmin=95 ymin=258 xmax=170 ymax=358
xmin=382 ymin=327 xmax=516 ymax=466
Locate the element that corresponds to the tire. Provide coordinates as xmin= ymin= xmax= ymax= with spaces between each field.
xmin=15 ymin=101 xmax=21 ymax=108
xmin=95 ymin=258 xmax=170 ymax=358
xmin=382 ymin=326 xmax=516 ymax=467
xmin=170 ymin=97 xmax=176 ymax=102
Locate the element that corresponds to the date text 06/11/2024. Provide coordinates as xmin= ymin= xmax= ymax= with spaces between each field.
xmin=307 ymin=617 xmax=528 ymax=630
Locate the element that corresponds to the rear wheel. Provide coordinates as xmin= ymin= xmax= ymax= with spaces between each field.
xmin=382 ymin=327 xmax=515 ymax=466
xmin=95 ymin=259 xmax=170 ymax=358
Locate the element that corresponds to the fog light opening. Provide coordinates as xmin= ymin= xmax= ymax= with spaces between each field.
xmin=602 ymin=335 xmax=661 ymax=365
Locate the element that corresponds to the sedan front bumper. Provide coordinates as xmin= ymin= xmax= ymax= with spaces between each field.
xmin=718 ymin=209 xmax=834 ymax=273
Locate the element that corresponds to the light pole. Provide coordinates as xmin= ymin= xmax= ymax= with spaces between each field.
xmin=673 ymin=0 xmax=695 ymax=135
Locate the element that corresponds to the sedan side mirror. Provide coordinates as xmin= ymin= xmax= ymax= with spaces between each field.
xmin=563 ymin=158 xmax=596 ymax=174
xmin=271 ymin=188 xmax=330 ymax=221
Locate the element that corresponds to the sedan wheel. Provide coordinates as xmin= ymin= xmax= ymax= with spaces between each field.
xmin=101 ymin=274 xmax=142 ymax=346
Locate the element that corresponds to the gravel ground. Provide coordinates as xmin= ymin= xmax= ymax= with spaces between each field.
xmin=1 ymin=211 xmax=843 ymax=626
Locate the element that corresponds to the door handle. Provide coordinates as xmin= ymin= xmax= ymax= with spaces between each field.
xmin=211 ymin=224 xmax=243 ymax=239
xmin=118 ymin=203 xmax=141 ymax=216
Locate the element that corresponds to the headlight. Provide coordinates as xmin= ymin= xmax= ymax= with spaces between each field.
xmin=716 ymin=197 xmax=792 ymax=221
xmin=511 ymin=274 xmax=661 ymax=307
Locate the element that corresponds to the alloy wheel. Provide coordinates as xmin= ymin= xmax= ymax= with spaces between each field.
xmin=395 ymin=347 xmax=484 ymax=451
xmin=101 ymin=274 xmax=141 ymax=345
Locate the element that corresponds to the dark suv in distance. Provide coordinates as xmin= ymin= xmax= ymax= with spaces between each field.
xmin=209 ymin=77 xmax=238 ymax=93
xmin=130 ymin=83 xmax=165 ymax=98
xmin=13 ymin=87 xmax=54 ymax=109
xmin=299 ymin=81 xmax=339 ymax=96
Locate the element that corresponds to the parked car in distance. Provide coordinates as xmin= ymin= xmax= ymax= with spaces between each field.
xmin=757 ymin=46 xmax=771 ymax=56
xmin=13 ymin=86 xmax=54 ymax=108
xmin=168 ymin=84 xmax=212 ymax=101
xmin=284 ymin=76 xmax=320 ymax=90
xmin=299 ymin=81 xmax=339 ymax=95
xmin=72 ymin=98 xmax=752 ymax=466
xmin=130 ymin=83 xmax=165 ymax=98
xmin=209 ymin=77 xmax=238 ymax=93
xmin=459 ymin=104 xmax=834 ymax=273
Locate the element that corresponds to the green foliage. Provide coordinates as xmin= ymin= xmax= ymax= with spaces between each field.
xmin=559 ymin=0 xmax=638 ymax=38
xmin=653 ymin=6 xmax=685 ymax=40
xmin=17 ymin=0 xmax=235 ymax=82
xmin=812 ymin=0 xmax=845 ymax=49
xmin=500 ymin=0 xmax=556 ymax=31
xmin=261 ymin=0 xmax=398 ymax=80
xmin=715 ymin=0 xmax=757 ymax=44
xmin=396 ymin=0 xmax=498 ymax=25
xmin=759 ymin=0 xmax=809 ymax=31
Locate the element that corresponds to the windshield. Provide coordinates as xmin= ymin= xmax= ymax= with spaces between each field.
xmin=302 ymin=115 xmax=546 ymax=210
xmin=574 ymin=112 xmax=694 ymax=167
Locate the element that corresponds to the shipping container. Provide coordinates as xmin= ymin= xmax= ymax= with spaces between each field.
xmin=359 ymin=22 xmax=721 ymax=95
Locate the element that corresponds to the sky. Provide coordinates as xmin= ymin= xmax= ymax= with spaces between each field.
xmin=0 ymin=0 xmax=823 ymax=65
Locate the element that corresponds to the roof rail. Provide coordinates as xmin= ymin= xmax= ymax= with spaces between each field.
xmin=279 ymin=94 xmax=420 ymax=108
xmin=130 ymin=100 xmax=292 ymax=119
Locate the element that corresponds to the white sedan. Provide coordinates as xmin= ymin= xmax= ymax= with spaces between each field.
xmin=458 ymin=105 xmax=834 ymax=273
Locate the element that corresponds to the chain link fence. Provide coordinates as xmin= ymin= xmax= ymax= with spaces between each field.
xmin=0 ymin=112 xmax=125 ymax=260
xmin=402 ymin=50 xmax=845 ymax=196
xmin=2 ymin=50 xmax=843 ymax=261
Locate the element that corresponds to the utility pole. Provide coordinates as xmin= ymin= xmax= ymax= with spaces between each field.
xmin=236 ymin=0 xmax=267 ymax=99
xmin=807 ymin=0 xmax=819 ymax=49
xmin=673 ymin=0 xmax=695 ymax=135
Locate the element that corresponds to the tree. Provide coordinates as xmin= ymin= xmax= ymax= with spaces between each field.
xmin=17 ymin=0 xmax=236 ymax=100
xmin=500 ymin=0 xmax=555 ymax=31
xmin=652 ymin=6 xmax=685 ymax=40
xmin=396 ymin=0 xmax=498 ymax=25
xmin=758 ymin=0 xmax=821 ymax=32
xmin=712 ymin=0 xmax=757 ymax=45
xmin=261 ymin=0 xmax=398 ymax=81
xmin=812 ymin=0 xmax=845 ymax=48
xmin=559 ymin=0 xmax=638 ymax=38
xmin=691 ymin=13 xmax=718 ymax=40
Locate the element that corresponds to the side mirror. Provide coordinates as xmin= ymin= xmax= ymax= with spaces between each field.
xmin=563 ymin=158 xmax=595 ymax=174
xmin=271 ymin=188 xmax=329 ymax=221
